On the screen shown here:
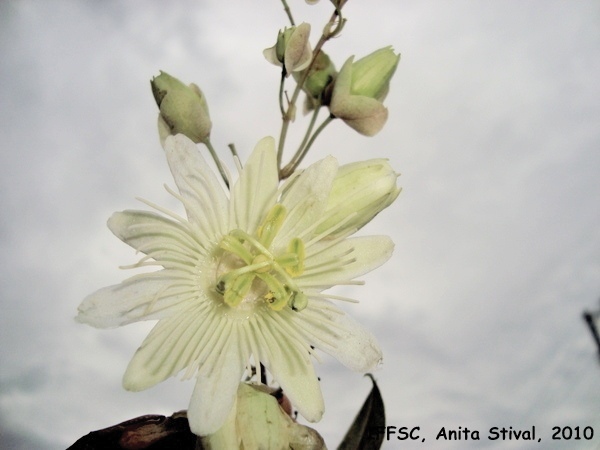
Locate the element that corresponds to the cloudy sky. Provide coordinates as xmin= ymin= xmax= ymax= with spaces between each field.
xmin=1 ymin=1 xmax=599 ymax=449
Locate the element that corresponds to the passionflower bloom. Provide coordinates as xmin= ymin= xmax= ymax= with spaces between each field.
xmin=77 ymin=134 xmax=396 ymax=436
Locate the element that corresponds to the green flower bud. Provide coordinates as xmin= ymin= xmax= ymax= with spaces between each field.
xmin=263 ymin=23 xmax=313 ymax=75
xmin=317 ymin=159 xmax=400 ymax=236
xmin=329 ymin=47 xmax=400 ymax=136
xmin=294 ymin=50 xmax=337 ymax=103
xmin=202 ymin=383 xmax=325 ymax=450
xmin=150 ymin=71 xmax=211 ymax=144
xmin=350 ymin=46 xmax=400 ymax=101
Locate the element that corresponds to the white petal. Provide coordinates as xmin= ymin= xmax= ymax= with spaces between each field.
xmin=187 ymin=329 xmax=246 ymax=436
xmin=256 ymin=314 xmax=325 ymax=423
xmin=121 ymin=295 xmax=237 ymax=391
xmin=276 ymin=156 xmax=338 ymax=247
xmin=231 ymin=136 xmax=278 ymax=234
xmin=299 ymin=235 xmax=394 ymax=288
xmin=108 ymin=210 xmax=209 ymax=257
xmin=76 ymin=271 xmax=189 ymax=328
xmin=334 ymin=96 xmax=389 ymax=136
xmin=297 ymin=299 xmax=382 ymax=372
xmin=164 ymin=134 xmax=228 ymax=237
xmin=263 ymin=46 xmax=281 ymax=67
xmin=330 ymin=56 xmax=353 ymax=109
xmin=122 ymin=303 xmax=203 ymax=390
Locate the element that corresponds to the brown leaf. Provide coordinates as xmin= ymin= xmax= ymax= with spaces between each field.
xmin=68 ymin=411 xmax=199 ymax=450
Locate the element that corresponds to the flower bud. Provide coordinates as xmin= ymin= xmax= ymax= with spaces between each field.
xmin=150 ymin=71 xmax=211 ymax=143
xmin=329 ymin=47 xmax=400 ymax=136
xmin=317 ymin=159 xmax=400 ymax=236
xmin=202 ymin=383 xmax=325 ymax=450
xmin=263 ymin=23 xmax=313 ymax=75
xmin=349 ymin=46 xmax=399 ymax=101
xmin=293 ymin=50 xmax=336 ymax=105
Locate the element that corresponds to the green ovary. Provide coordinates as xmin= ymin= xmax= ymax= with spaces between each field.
xmin=215 ymin=204 xmax=307 ymax=311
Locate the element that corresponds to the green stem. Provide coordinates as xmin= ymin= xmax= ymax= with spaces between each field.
xmin=276 ymin=6 xmax=345 ymax=172
xmin=281 ymin=105 xmax=320 ymax=175
xmin=297 ymin=104 xmax=321 ymax=153
xmin=278 ymin=70 xmax=287 ymax=117
xmin=202 ymin=137 xmax=230 ymax=189
xmin=280 ymin=115 xmax=335 ymax=179
xmin=280 ymin=0 xmax=295 ymax=26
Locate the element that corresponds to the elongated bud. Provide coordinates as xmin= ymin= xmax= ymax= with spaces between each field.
xmin=202 ymin=383 xmax=325 ymax=449
xmin=263 ymin=23 xmax=313 ymax=75
xmin=329 ymin=47 xmax=400 ymax=136
xmin=317 ymin=159 xmax=400 ymax=236
xmin=350 ymin=46 xmax=399 ymax=101
xmin=150 ymin=71 xmax=211 ymax=144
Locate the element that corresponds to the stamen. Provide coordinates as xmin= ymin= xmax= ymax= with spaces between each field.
xmin=219 ymin=235 xmax=253 ymax=264
xmin=223 ymin=273 xmax=253 ymax=307
xmin=256 ymin=272 xmax=290 ymax=310
xmin=251 ymin=254 xmax=272 ymax=273
xmin=230 ymin=229 xmax=273 ymax=259
xmin=219 ymin=259 xmax=271 ymax=282
xmin=257 ymin=204 xmax=287 ymax=248
xmin=288 ymin=291 xmax=308 ymax=311
xmin=285 ymin=238 xmax=305 ymax=276
xmin=275 ymin=253 xmax=299 ymax=268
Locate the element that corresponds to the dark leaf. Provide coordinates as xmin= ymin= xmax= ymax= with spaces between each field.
xmin=68 ymin=411 xmax=199 ymax=450
xmin=337 ymin=374 xmax=385 ymax=450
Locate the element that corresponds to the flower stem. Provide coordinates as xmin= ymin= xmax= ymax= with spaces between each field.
xmin=280 ymin=115 xmax=335 ymax=179
xmin=278 ymin=70 xmax=287 ymax=117
xmin=278 ymin=105 xmax=320 ymax=178
xmin=297 ymin=105 xmax=321 ymax=155
xmin=202 ymin=137 xmax=230 ymax=189
xmin=276 ymin=5 xmax=346 ymax=173
xmin=280 ymin=0 xmax=295 ymax=26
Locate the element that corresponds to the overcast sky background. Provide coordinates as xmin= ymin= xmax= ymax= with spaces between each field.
xmin=1 ymin=1 xmax=599 ymax=449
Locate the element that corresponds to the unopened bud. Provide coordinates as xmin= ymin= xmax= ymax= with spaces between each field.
xmin=264 ymin=23 xmax=313 ymax=75
xmin=349 ymin=46 xmax=399 ymax=101
xmin=150 ymin=71 xmax=211 ymax=143
xmin=329 ymin=47 xmax=400 ymax=136
xmin=202 ymin=383 xmax=326 ymax=450
xmin=294 ymin=50 xmax=336 ymax=104
xmin=317 ymin=159 xmax=400 ymax=236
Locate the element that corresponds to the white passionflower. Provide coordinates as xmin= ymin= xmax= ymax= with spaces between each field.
xmin=77 ymin=134 xmax=395 ymax=436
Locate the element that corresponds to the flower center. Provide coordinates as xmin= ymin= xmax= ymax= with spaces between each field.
xmin=215 ymin=204 xmax=307 ymax=312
